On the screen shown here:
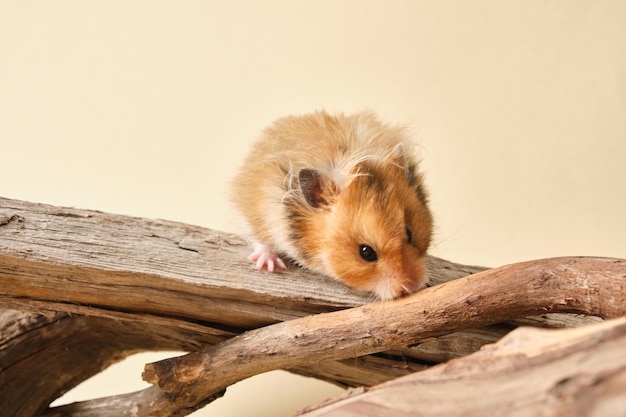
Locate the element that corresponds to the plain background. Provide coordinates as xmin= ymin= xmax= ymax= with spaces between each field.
xmin=1 ymin=1 xmax=624 ymax=416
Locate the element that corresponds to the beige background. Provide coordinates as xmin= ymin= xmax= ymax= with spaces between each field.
xmin=1 ymin=1 xmax=624 ymax=416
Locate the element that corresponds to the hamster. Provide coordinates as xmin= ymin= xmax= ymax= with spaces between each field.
xmin=231 ymin=111 xmax=433 ymax=300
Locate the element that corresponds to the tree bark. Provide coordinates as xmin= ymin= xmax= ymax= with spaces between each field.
xmin=0 ymin=197 xmax=622 ymax=417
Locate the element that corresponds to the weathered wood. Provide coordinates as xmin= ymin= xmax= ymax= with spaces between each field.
xmin=0 ymin=310 xmax=225 ymax=417
xmin=0 ymin=196 xmax=483 ymax=326
xmin=43 ymin=256 xmax=626 ymax=417
xmin=297 ymin=316 xmax=626 ymax=417
xmin=0 ymin=197 xmax=621 ymax=417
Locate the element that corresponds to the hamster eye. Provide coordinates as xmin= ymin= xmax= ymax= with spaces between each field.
xmin=406 ymin=227 xmax=413 ymax=243
xmin=359 ymin=244 xmax=378 ymax=262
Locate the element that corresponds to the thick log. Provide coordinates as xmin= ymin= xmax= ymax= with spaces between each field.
xmin=0 ymin=196 xmax=483 ymax=326
xmin=297 ymin=316 xmax=626 ymax=417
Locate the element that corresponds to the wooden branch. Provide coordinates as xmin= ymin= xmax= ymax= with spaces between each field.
xmin=297 ymin=316 xmax=626 ymax=416
xmin=1 ymin=197 xmax=622 ymax=417
xmin=41 ymin=387 xmax=226 ymax=417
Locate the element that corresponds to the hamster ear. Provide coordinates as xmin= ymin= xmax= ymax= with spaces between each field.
xmin=298 ymin=168 xmax=338 ymax=210
xmin=390 ymin=143 xmax=418 ymax=183
xmin=389 ymin=143 xmax=405 ymax=167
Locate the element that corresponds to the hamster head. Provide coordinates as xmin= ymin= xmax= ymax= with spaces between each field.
xmin=296 ymin=146 xmax=433 ymax=300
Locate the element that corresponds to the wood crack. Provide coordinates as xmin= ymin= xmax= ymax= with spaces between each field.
xmin=0 ymin=214 xmax=24 ymax=226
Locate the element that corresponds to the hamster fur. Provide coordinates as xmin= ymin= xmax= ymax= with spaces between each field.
xmin=231 ymin=111 xmax=433 ymax=300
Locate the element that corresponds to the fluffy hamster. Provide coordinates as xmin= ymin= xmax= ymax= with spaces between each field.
xmin=231 ymin=111 xmax=433 ymax=300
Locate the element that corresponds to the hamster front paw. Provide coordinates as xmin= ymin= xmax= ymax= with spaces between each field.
xmin=248 ymin=243 xmax=286 ymax=272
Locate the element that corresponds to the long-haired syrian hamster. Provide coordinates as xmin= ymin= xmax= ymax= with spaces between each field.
xmin=231 ymin=111 xmax=433 ymax=300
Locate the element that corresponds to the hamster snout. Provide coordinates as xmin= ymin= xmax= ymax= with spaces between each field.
xmin=320 ymin=169 xmax=432 ymax=300
xmin=380 ymin=247 xmax=428 ymax=299
xmin=231 ymin=111 xmax=433 ymax=301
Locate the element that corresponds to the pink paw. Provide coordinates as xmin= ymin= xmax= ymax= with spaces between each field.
xmin=248 ymin=244 xmax=286 ymax=272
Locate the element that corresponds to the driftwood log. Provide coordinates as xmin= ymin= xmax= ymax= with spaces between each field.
xmin=0 ymin=196 xmax=624 ymax=417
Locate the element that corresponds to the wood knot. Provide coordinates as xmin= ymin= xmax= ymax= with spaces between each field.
xmin=0 ymin=214 xmax=24 ymax=227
